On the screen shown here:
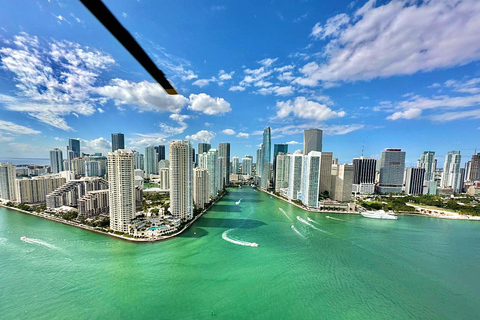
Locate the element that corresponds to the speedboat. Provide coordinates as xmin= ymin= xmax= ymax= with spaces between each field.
xmin=361 ymin=210 xmax=397 ymax=220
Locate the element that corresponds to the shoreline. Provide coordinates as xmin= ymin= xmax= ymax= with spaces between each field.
xmin=0 ymin=192 xmax=225 ymax=243
xmin=256 ymin=187 xmax=360 ymax=214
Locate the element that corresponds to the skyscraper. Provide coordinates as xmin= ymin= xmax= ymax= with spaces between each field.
xmin=144 ymin=146 xmax=157 ymax=175
xmin=198 ymin=143 xmax=211 ymax=155
xmin=85 ymin=161 xmax=101 ymax=177
xmin=441 ymin=151 xmax=462 ymax=193
xmin=405 ymin=167 xmax=425 ymax=195
xmin=193 ymin=168 xmax=210 ymax=210
xmin=419 ymin=151 xmax=436 ymax=182
xmin=303 ymin=129 xmax=322 ymax=155
xmin=241 ymin=157 xmax=252 ymax=176
xmin=378 ymin=149 xmax=406 ymax=194
xmin=261 ymin=127 xmax=271 ymax=189
xmin=232 ymin=156 xmax=239 ymax=174
xmin=275 ymin=153 xmax=290 ymax=192
xmin=273 ymin=144 xmax=288 ymax=187
xmin=318 ymin=152 xmax=333 ymax=194
xmin=108 ymin=149 xmax=135 ymax=233
xmin=352 ymin=157 xmax=377 ymax=194
xmin=111 ymin=133 xmax=125 ymax=152
xmin=133 ymin=151 xmax=144 ymax=170
xmin=288 ymin=151 xmax=303 ymax=200
xmin=256 ymin=147 xmax=262 ymax=176
xmin=50 ymin=148 xmax=64 ymax=174
xmin=331 ymin=164 xmax=354 ymax=202
xmin=219 ymin=143 xmax=231 ymax=186
xmin=68 ymin=139 xmax=81 ymax=158
xmin=469 ymin=153 xmax=480 ymax=181
xmin=154 ymin=145 xmax=166 ymax=162
xmin=0 ymin=163 xmax=17 ymax=201
xmin=169 ymin=140 xmax=193 ymax=222
xmin=300 ymin=151 xmax=322 ymax=207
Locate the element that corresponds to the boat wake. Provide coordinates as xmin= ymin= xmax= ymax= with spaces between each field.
xmin=20 ymin=237 xmax=59 ymax=250
xmin=326 ymin=215 xmax=346 ymax=222
xmin=235 ymin=198 xmax=243 ymax=205
xmin=307 ymin=217 xmax=319 ymax=224
xmin=222 ymin=230 xmax=259 ymax=248
xmin=279 ymin=208 xmax=292 ymax=221
xmin=297 ymin=216 xmax=331 ymax=234
xmin=291 ymin=225 xmax=306 ymax=239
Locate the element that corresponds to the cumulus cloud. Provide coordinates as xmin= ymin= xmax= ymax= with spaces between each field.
xmin=236 ymin=132 xmax=249 ymax=138
xmin=222 ymin=129 xmax=236 ymax=135
xmin=96 ymin=79 xmax=188 ymax=113
xmin=297 ymin=0 xmax=480 ymax=86
xmin=218 ymin=70 xmax=234 ymax=80
xmin=186 ymin=130 xmax=216 ymax=143
xmin=192 ymin=78 xmax=215 ymax=87
xmin=188 ymin=93 xmax=231 ymax=115
xmin=387 ymin=108 xmax=422 ymax=120
xmin=259 ymin=57 xmax=278 ymax=67
xmin=285 ymin=141 xmax=302 ymax=145
xmin=80 ymin=137 xmax=111 ymax=154
xmin=257 ymin=86 xmax=294 ymax=96
xmin=275 ymin=97 xmax=345 ymax=120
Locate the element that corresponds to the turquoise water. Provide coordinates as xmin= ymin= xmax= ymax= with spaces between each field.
xmin=1 ymin=187 xmax=479 ymax=319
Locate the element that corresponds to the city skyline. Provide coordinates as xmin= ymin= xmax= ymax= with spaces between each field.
xmin=0 ymin=0 xmax=479 ymax=164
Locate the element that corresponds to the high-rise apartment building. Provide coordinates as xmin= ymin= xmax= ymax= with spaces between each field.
xmin=169 ymin=140 xmax=193 ymax=222
xmin=144 ymin=146 xmax=157 ymax=176
xmin=331 ymin=164 xmax=354 ymax=202
xmin=198 ymin=143 xmax=211 ymax=155
xmin=261 ymin=127 xmax=271 ymax=189
xmin=441 ymin=151 xmax=462 ymax=193
xmin=378 ymin=149 xmax=406 ymax=194
xmin=160 ymin=168 xmax=170 ymax=190
xmin=133 ymin=151 xmax=144 ymax=170
xmin=242 ymin=157 xmax=252 ymax=176
xmin=85 ymin=161 xmax=101 ymax=177
xmin=288 ymin=151 xmax=304 ymax=200
xmin=318 ymin=152 xmax=333 ymax=194
xmin=193 ymin=168 xmax=210 ymax=210
xmin=50 ymin=148 xmax=64 ymax=174
xmin=0 ymin=163 xmax=17 ymax=201
xmin=469 ymin=153 xmax=480 ymax=181
xmin=419 ymin=151 xmax=436 ymax=182
xmin=352 ymin=157 xmax=377 ymax=194
xmin=15 ymin=176 xmax=66 ymax=204
xmin=108 ymin=149 xmax=135 ymax=233
xmin=300 ymin=151 xmax=322 ymax=207
xmin=405 ymin=167 xmax=425 ymax=195
xmin=219 ymin=143 xmax=231 ymax=187
xmin=111 ymin=133 xmax=125 ymax=152
xmin=275 ymin=153 xmax=290 ymax=193
xmin=303 ymin=129 xmax=322 ymax=155
xmin=71 ymin=158 xmax=86 ymax=176
xmin=273 ymin=144 xmax=288 ymax=187
xmin=154 ymin=145 xmax=166 ymax=162
xmin=232 ymin=156 xmax=239 ymax=174
xmin=68 ymin=138 xmax=81 ymax=158
xmin=256 ymin=147 xmax=262 ymax=176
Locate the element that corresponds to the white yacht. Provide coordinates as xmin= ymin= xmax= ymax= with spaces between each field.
xmin=361 ymin=210 xmax=397 ymax=220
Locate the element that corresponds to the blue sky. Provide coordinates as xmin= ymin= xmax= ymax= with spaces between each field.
xmin=0 ymin=0 xmax=479 ymax=166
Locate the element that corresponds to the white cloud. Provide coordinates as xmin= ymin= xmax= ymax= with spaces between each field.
xmin=444 ymin=78 xmax=480 ymax=94
xmin=431 ymin=109 xmax=480 ymax=122
xmin=298 ymin=0 xmax=480 ymax=86
xmin=218 ymin=70 xmax=234 ymax=80
xmin=387 ymin=108 xmax=422 ymax=120
xmin=0 ymin=33 xmax=114 ymax=130
xmin=0 ymin=120 xmax=41 ymax=135
xmin=259 ymin=57 xmax=278 ymax=67
xmin=122 ymin=12 xmax=128 ymax=18
xmin=188 ymin=93 xmax=231 ymax=115
xmin=229 ymin=85 xmax=245 ymax=91
xmin=97 ymin=107 xmax=105 ymax=113
xmin=80 ymin=137 xmax=111 ymax=154
xmin=96 ymin=79 xmax=188 ymax=113
xmin=257 ymin=86 xmax=294 ymax=96
xmin=285 ymin=141 xmax=301 ymax=145
xmin=222 ymin=129 xmax=236 ymax=135
xmin=192 ymin=78 xmax=214 ymax=87
xmin=310 ymin=13 xmax=350 ymax=40
xmin=186 ymin=130 xmax=215 ymax=143
xmin=271 ymin=123 xmax=364 ymax=137
xmin=236 ymin=132 xmax=249 ymax=138
xmin=275 ymin=97 xmax=345 ymax=120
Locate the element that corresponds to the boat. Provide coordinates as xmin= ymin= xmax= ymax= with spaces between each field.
xmin=361 ymin=210 xmax=397 ymax=220
xmin=235 ymin=198 xmax=243 ymax=205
